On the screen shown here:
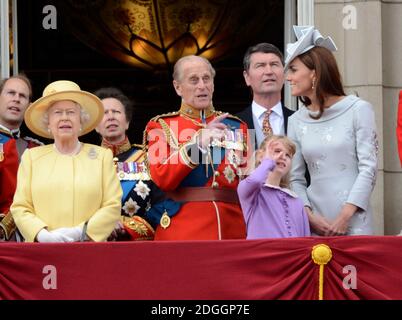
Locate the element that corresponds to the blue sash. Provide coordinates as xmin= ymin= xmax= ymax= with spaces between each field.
xmin=181 ymin=117 xmax=242 ymax=187
xmin=0 ymin=133 xmax=12 ymax=144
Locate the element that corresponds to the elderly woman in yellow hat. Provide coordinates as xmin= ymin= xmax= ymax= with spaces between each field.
xmin=10 ymin=80 xmax=122 ymax=242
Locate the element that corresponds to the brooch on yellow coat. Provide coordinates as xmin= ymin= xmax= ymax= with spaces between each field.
xmin=88 ymin=147 xmax=98 ymax=159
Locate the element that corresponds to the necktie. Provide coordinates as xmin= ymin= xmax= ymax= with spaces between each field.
xmin=12 ymin=130 xmax=20 ymax=139
xmin=262 ymin=110 xmax=273 ymax=136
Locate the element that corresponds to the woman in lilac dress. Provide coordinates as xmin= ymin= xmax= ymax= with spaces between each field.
xmin=238 ymin=135 xmax=310 ymax=239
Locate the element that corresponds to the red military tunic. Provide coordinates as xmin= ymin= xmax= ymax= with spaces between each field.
xmin=145 ymin=103 xmax=249 ymax=240
xmin=0 ymin=137 xmax=19 ymax=214
xmin=0 ymin=128 xmax=42 ymax=239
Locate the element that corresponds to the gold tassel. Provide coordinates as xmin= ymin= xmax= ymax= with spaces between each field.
xmin=311 ymin=244 xmax=332 ymax=300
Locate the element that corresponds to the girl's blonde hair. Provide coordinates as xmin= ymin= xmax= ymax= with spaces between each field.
xmin=255 ymin=135 xmax=296 ymax=188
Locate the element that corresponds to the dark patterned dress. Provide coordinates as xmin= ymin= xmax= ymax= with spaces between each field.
xmin=102 ymin=137 xmax=179 ymax=240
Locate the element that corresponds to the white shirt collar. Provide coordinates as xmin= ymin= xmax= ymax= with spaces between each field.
xmin=251 ymin=100 xmax=283 ymax=120
xmin=0 ymin=124 xmax=20 ymax=138
xmin=263 ymin=183 xmax=299 ymax=198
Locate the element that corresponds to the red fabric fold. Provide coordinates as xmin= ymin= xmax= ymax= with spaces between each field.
xmin=1 ymin=236 xmax=402 ymax=300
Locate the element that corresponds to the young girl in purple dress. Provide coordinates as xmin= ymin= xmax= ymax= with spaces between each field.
xmin=238 ymin=135 xmax=310 ymax=239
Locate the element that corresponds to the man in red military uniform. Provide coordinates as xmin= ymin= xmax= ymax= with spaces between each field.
xmin=145 ymin=55 xmax=249 ymax=240
xmin=0 ymin=75 xmax=42 ymax=241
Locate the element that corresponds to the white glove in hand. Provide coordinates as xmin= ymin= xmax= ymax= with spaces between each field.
xmin=37 ymin=228 xmax=74 ymax=243
xmin=51 ymin=226 xmax=83 ymax=242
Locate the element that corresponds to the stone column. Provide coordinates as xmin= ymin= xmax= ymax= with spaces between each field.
xmin=381 ymin=0 xmax=402 ymax=235
xmin=314 ymin=0 xmax=386 ymax=234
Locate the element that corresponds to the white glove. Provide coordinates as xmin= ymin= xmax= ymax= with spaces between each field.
xmin=36 ymin=228 xmax=74 ymax=243
xmin=51 ymin=226 xmax=83 ymax=242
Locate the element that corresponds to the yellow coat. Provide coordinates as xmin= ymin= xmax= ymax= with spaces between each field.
xmin=11 ymin=143 xmax=122 ymax=242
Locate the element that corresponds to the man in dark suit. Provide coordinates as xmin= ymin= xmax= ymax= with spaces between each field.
xmin=237 ymin=43 xmax=294 ymax=151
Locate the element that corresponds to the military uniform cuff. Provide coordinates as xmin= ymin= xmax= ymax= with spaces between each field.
xmin=122 ymin=215 xmax=155 ymax=241
xmin=179 ymin=132 xmax=204 ymax=169
xmin=0 ymin=212 xmax=17 ymax=240
xmin=179 ymin=143 xmax=198 ymax=169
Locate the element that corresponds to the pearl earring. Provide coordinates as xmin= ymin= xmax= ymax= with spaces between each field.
xmin=312 ymin=79 xmax=316 ymax=90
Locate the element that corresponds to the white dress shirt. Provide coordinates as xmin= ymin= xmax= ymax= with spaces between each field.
xmin=251 ymin=101 xmax=284 ymax=148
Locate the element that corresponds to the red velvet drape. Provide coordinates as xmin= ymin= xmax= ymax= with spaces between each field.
xmin=1 ymin=236 xmax=402 ymax=300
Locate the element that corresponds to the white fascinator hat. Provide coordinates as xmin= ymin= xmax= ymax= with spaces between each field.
xmin=285 ymin=25 xmax=337 ymax=68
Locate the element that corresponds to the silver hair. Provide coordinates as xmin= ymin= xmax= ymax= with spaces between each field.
xmin=172 ymin=55 xmax=216 ymax=82
xmin=42 ymin=101 xmax=90 ymax=134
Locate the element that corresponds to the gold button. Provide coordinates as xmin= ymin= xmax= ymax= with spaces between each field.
xmin=212 ymin=182 xmax=219 ymax=188
xmin=214 ymin=171 xmax=220 ymax=177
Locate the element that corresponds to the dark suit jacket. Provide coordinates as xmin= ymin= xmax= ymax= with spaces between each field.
xmin=237 ymin=104 xmax=310 ymax=185
xmin=236 ymin=104 xmax=294 ymax=150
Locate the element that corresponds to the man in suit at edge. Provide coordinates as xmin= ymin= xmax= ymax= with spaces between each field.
xmin=237 ymin=43 xmax=294 ymax=152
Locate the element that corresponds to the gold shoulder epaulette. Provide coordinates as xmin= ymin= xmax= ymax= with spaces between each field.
xmin=214 ymin=110 xmax=245 ymax=124
xmin=125 ymin=149 xmax=146 ymax=163
xmin=227 ymin=114 xmax=245 ymax=123
xmin=150 ymin=111 xmax=180 ymax=122
xmin=132 ymin=143 xmax=144 ymax=149
xmin=0 ymin=127 xmax=11 ymax=136
xmin=24 ymin=136 xmax=44 ymax=145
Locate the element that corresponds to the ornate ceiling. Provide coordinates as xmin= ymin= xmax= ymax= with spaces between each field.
xmin=60 ymin=0 xmax=281 ymax=70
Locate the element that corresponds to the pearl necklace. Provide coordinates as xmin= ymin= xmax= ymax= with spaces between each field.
xmin=53 ymin=141 xmax=82 ymax=156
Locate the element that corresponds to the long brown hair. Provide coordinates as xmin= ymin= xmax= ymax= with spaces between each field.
xmin=298 ymin=47 xmax=346 ymax=119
